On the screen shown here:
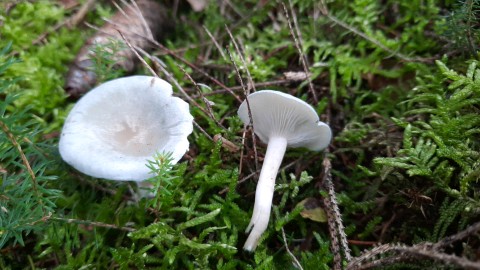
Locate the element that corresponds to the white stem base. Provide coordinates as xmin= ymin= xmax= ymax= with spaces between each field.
xmin=244 ymin=136 xmax=287 ymax=251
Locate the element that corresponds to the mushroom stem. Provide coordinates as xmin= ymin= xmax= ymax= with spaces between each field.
xmin=244 ymin=136 xmax=287 ymax=251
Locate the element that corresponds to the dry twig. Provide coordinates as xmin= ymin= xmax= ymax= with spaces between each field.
xmin=225 ymin=25 xmax=256 ymax=94
xmin=322 ymin=156 xmax=352 ymax=269
xmin=51 ymin=216 xmax=135 ymax=232
xmin=282 ymin=2 xmax=318 ymax=103
xmin=226 ymin=46 xmax=259 ymax=173
xmin=348 ymin=222 xmax=480 ymax=269
xmin=281 ymin=227 xmax=304 ymax=270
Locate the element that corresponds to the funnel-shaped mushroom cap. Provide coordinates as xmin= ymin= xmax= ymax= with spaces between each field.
xmin=59 ymin=76 xmax=193 ymax=181
xmin=237 ymin=90 xmax=331 ymax=151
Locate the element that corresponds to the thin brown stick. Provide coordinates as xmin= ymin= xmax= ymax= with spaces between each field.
xmin=464 ymin=0 xmax=478 ymax=58
xmin=225 ymin=25 xmax=256 ymax=94
xmin=192 ymin=79 xmax=298 ymax=97
xmin=193 ymin=120 xmax=214 ymax=141
xmin=226 ymin=47 xmax=259 ymax=172
xmin=150 ymin=40 xmax=242 ymax=102
xmin=238 ymin=128 xmax=247 ymax=179
xmin=349 ymin=243 xmax=480 ymax=270
xmin=91 ymin=16 xmax=242 ymax=102
xmin=282 ymin=2 xmax=318 ymax=103
xmin=128 ymin=0 xmax=154 ymax=40
xmin=281 ymin=227 xmax=304 ymax=270
xmin=31 ymin=0 xmax=96 ymax=45
xmin=118 ymin=31 xmax=157 ymax=77
xmin=113 ymin=43 xmax=217 ymax=141
xmin=50 ymin=216 xmax=135 ymax=232
xmin=322 ymin=160 xmax=343 ymax=270
xmin=175 ymin=63 xmax=225 ymax=129
xmin=348 ymin=222 xmax=480 ymax=269
xmin=433 ymin=221 xmax=480 ymax=250
xmin=203 ymin=26 xmax=227 ymax=60
xmin=323 ymin=156 xmax=352 ymax=263
xmin=141 ymin=53 xmax=219 ymax=138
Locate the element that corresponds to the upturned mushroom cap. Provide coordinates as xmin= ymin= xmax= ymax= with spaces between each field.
xmin=237 ymin=90 xmax=331 ymax=151
xmin=59 ymin=76 xmax=193 ymax=181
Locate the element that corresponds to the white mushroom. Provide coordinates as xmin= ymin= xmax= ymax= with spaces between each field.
xmin=59 ymin=75 xmax=193 ymax=181
xmin=237 ymin=90 xmax=332 ymax=251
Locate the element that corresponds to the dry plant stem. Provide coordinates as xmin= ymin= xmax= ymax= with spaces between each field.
xmin=281 ymin=227 xmax=304 ymax=270
xmin=465 ymin=0 xmax=478 ymax=58
xmin=225 ymin=25 xmax=256 ymax=94
xmin=348 ymin=243 xmax=393 ymax=268
xmin=142 ymin=52 xmax=207 ymax=110
xmin=198 ymin=79 xmax=294 ymax=97
xmin=193 ymin=120 xmax=214 ymax=141
xmin=353 ymin=254 xmax=406 ymax=269
xmin=282 ymin=2 xmax=318 ymax=104
xmin=31 ymin=0 xmax=96 ymax=45
xmin=323 ymin=156 xmax=352 ymax=265
xmin=175 ymin=64 xmax=225 ymax=129
xmin=127 ymin=0 xmax=154 ymax=40
xmin=349 ymin=244 xmax=480 ymax=270
xmin=226 ymin=46 xmax=259 ymax=171
xmin=433 ymin=221 xmax=480 ymax=250
xmin=91 ymin=23 xmax=241 ymax=102
xmin=0 ymin=121 xmax=46 ymax=215
xmin=118 ymin=31 xmax=157 ymax=76
xmin=238 ymin=129 xmax=247 ymax=178
xmin=124 ymin=40 xmax=223 ymax=135
xmin=68 ymin=0 xmax=96 ymax=27
xmin=324 ymin=194 xmax=342 ymax=269
xmin=150 ymin=40 xmax=242 ymax=102
xmin=349 ymin=222 xmax=480 ymax=269
xmin=50 ymin=217 xmax=135 ymax=232
xmin=244 ymin=136 xmax=288 ymax=251
xmin=203 ymin=26 xmax=227 ymax=60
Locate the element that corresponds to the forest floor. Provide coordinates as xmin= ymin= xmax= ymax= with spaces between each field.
xmin=1 ymin=0 xmax=480 ymax=269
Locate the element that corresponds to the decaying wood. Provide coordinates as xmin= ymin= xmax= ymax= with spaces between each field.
xmin=65 ymin=0 xmax=171 ymax=97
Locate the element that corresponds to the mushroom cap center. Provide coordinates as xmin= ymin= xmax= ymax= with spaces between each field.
xmin=86 ymin=97 xmax=170 ymax=157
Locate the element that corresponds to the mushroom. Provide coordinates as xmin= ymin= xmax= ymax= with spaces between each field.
xmin=59 ymin=75 xmax=193 ymax=181
xmin=237 ymin=90 xmax=332 ymax=251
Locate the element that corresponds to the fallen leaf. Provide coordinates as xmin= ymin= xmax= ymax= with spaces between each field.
xmin=297 ymin=198 xmax=327 ymax=223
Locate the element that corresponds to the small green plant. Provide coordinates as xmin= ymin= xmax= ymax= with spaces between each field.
xmin=0 ymin=43 xmax=60 ymax=248
xmin=375 ymin=60 xmax=480 ymax=241
xmin=89 ymin=38 xmax=128 ymax=83
xmin=145 ymin=152 xmax=184 ymax=211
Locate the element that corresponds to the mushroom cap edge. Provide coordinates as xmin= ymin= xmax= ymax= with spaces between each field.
xmin=237 ymin=90 xmax=332 ymax=151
